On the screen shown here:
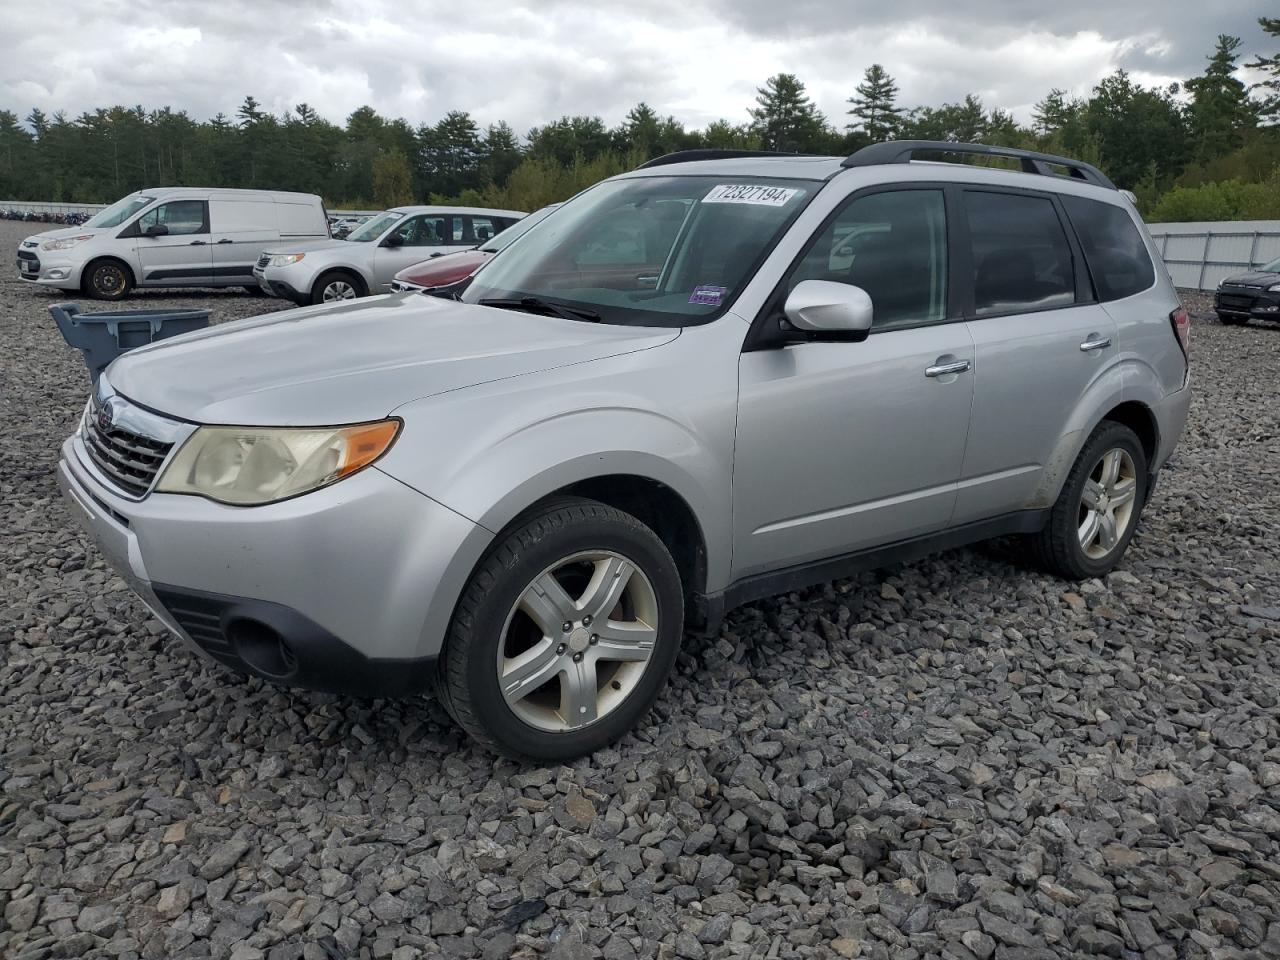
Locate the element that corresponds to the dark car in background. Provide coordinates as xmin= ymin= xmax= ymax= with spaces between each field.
xmin=1215 ymin=257 xmax=1280 ymax=325
xmin=390 ymin=203 xmax=561 ymax=293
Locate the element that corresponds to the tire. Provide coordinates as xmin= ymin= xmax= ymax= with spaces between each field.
xmin=1028 ymin=421 xmax=1148 ymax=580
xmin=439 ymin=496 xmax=683 ymax=761
xmin=1217 ymin=312 xmax=1246 ymax=326
xmin=83 ymin=259 xmax=133 ymax=301
xmin=308 ymin=270 xmax=364 ymax=305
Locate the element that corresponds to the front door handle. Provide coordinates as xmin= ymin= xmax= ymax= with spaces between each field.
xmin=188 ymin=240 xmax=207 ymax=246
xmin=1079 ymin=335 xmax=1112 ymax=351
xmin=216 ymin=238 xmax=234 ymax=244
xmin=925 ymin=359 xmax=970 ymax=378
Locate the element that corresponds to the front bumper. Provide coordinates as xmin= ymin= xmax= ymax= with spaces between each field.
xmin=57 ymin=432 xmax=484 ymax=696
xmin=254 ymin=262 xmax=315 ymax=303
xmin=17 ymin=247 xmax=81 ymax=288
xmin=1214 ymin=287 xmax=1280 ymax=319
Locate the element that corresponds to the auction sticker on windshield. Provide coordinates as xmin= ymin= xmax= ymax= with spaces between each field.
xmin=702 ymin=184 xmax=800 ymax=206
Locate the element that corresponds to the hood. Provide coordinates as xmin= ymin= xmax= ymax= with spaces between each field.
xmin=1221 ymin=271 xmax=1279 ymax=289
xmin=106 ymin=294 xmax=679 ymax=425
xmin=23 ymin=225 xmax=106 ymax=245
xmin=261 ymin=237 xmax=360 ymax=256
xmin=396 ymin=250 xmax=489 ymax=286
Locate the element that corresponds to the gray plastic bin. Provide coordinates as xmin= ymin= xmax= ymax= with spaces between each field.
xmin=49 ymin=302 xmax=211 ymax=384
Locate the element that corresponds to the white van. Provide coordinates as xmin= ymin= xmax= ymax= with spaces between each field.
xmin=16 ymin=188 xmax=329 ymax=300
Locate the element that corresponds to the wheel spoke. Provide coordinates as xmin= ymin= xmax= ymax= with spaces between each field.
xmin=592 ymin=619 xmax=657 ymax=662
xmin=519 ymin=573 xmax=576 ymax=636
xmin=1110 ymin=476 xmax=1137 ymax=507
xmin=1078 ymin=510 xmax=1101 ymax=549
xmin=1100 ymin=450 xmax=1122 ymax=488
xmin=560 ymin=657 xmax=598 ymax=728
xmin=576 ymin=556 xmax=634 ymax=621
xmin=500 ymin=639 xmax=562 ymax=705
xmin=1081 ymin=479 xmax=1104 ymax=510
xmin=1098 ymin=510 xmax=1119 ymax=550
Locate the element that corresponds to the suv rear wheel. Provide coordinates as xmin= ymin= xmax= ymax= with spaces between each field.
xmin=438 ymin=497 xmax=683 ymax=761
xmin=1029 ymin=421 xmax=1148 ymax=579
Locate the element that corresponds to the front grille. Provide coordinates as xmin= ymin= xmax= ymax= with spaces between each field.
xmin=17 ymin=249 xmax=37 ymax=261
xmin=256 ymin=253 xmax=270 ymax=270
xmin=1219 ymin=294 xmax=1255 ymax=310
xmin=82 ymin=401 xmax=174 ymax=497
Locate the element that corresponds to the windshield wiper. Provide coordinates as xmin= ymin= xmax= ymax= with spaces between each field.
xmin=479 ymin=297 xmax=601 ymax=323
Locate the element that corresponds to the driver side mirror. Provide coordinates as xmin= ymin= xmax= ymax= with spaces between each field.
xmin=782 ymin=280 xmax=873 ymax=340
xmin=381 ymin=233 xmax=403 ymax=248
xmin=143 ymin=223 xmax=169 ymax=238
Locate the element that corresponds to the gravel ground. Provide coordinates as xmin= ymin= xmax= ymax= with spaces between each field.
xmin=3 ymin=215 xmax=1280 ymax=960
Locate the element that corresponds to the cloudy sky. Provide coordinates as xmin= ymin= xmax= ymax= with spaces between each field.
xmin=2 ymin=0 xmax=1274 ymax=134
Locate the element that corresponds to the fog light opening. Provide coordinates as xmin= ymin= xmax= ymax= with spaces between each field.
xmin=227 ymin=618 xmax=297 ymax=679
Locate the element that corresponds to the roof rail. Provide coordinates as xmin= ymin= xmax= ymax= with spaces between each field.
xmin=841 ymin=140 xmax=1116 ymax=190
xmin=636 ymin=149 xmax=821 ymax=170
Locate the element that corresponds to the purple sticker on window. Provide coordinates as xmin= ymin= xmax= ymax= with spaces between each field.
xmin=689 ymin=284 xmax=727 ymax=306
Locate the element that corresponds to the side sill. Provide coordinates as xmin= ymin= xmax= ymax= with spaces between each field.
xmin=687 ymin=509 xmax=1050 ymax=636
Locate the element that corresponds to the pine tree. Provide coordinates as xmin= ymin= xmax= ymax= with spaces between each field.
xmin=749 ymin=74 xmax=828 ymax=152
xmin=846 ymin=64 xmax=902 ymax=142
xmin=1247 ymin=17 xmax=1280 ymax=122
xmin=1185 ymin=35 xmax=1257 ymax=161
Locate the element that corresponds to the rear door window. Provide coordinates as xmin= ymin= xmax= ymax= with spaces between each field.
xmin=964 ymin=191 xmax=1076 ymax=317
xmin=1061 ymin=196 xmax=1155 ymax=301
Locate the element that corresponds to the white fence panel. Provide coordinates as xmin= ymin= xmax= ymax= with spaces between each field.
xmin=1147 ymin=220 xmax=1280 ymax=291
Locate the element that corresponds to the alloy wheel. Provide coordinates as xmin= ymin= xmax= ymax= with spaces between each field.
xmin=1078 ymin=448 xmax=1138 ymax=559
xmin=496 ymin=550 xmax=659 ymax=732
xmin=322 ymin=280 xmax=357 ymax=301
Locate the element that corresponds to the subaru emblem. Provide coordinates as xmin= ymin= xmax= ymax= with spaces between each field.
xmin=97 ymin=400 xmax=114 ymax=432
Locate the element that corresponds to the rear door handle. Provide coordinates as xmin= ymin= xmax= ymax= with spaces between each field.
xmin=1079 ymin=335 xmax=1112 ymax=351
xmin=188 ymin=240 xmax=207 ymax=246
xmin=925 ymin=359 xmax=970 ymax=378
xmin=216 ymin=238 xmax=234 ymax=244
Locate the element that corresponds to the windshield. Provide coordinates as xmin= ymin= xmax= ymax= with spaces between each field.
xmin=479 ymin=205 xmax=561 ymax=253
xmin=347 ymin=211 xmax=403 ymax=242
xmin=84 ymin=195 xmax=155 ymax=229
xmin=1261 ymin=256 xmax=1280 ymax=273
xmin=462 ymin=176 xmax=815 ymax=326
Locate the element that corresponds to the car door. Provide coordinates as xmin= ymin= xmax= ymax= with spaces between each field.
xmin=130 ymin=200 xmax=213 ymax=286
xmin=952 ymin=187 xmax=1119 ymax=524
xmin=734 ymin=187 xmax=975 ymax=578
xmin=372 ymin=214 xmax=452 ymax=290
xmin=208 ymin=198 xmax=276 ymax=285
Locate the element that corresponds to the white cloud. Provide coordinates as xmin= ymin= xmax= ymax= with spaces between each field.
xmin=0 ymin=0 xmax=1272 ymax=133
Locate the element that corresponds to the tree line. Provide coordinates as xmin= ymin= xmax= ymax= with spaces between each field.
xmin=0 ymin=17 xmax=1276 ymax=222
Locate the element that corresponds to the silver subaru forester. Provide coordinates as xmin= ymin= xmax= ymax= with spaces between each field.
xmin=58 ymin=141 xmax=1191 ymax=761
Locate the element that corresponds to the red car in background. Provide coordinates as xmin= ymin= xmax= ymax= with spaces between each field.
xmin=390 ymin=203 xmax=561 ymax=293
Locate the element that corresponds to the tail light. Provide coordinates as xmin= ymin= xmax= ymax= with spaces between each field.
xmin=1170 ymin=307 xmax=1190 ymax=363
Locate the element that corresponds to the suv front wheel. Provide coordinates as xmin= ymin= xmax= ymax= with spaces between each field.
xmin=1029 ymin=421 xmax=1149 ymax=580
xmin=439 ymin=498 xmax=684 ymax=761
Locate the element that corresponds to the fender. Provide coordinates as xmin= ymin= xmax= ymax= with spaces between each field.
xmin=376 ymin=342 xmax=741 ymax=654
xmin=1031 ymin=358 xmax=1159 ymax=508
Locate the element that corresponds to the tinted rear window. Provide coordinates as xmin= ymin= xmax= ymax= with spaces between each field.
xmin=1062 ymin=196 xmax=1155 ymax=302
xmin=964 ymin=191 xmax=1076 ymax=317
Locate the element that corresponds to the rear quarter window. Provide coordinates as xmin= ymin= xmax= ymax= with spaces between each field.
xmin=1061 ymin=196 xmax=1155 ymax=302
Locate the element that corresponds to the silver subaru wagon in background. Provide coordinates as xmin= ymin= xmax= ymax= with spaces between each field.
xmin=58 ymin=141 xmax=1191 ymax=761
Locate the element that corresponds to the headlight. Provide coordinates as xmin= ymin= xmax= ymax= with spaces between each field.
xmin=1269 ymin=283 xmax=1280 ymax=293
xmin=42 ymin=235 xmax=92 ymax=251
xmin=269 ymin=253 xmax=305 ymax=267
xmin=156 ymin=420 xmax=400 ymax=505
